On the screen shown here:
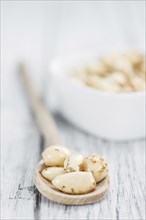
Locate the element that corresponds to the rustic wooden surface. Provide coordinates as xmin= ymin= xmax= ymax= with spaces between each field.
xmin=1 ymin=1 xmax=145 ymax=219
xmin=1 ymin=70 xmax=145 ymax=219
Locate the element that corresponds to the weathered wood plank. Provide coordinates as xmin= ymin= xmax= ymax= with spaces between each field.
xmin=1 ymin=1 xmax=145 ymax=219
xmin=1 ymin=44 xmax=145 ymax=220
xmin=2 ymin=106 xmax=145 ymax=219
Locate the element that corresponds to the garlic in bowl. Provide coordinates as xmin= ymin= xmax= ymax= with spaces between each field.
xmin=48 ymin=49 xmax=145 ymax=140
xmin=72 ymin=51 xmax=145 ymax=93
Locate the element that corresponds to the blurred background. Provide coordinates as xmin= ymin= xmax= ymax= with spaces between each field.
xmin=2 ymin=1 xmax=145 ymax=92
xmin=2 ymin=0 xmax=145 ymax=139
xmin=1 ymin=1 xmax=145 ymax=219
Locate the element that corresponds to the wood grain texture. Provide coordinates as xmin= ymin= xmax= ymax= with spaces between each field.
xmin=19 ymin=67 xmax=110 ymax=205
xmin=1 ymin=91 xmax=145 ymax=220
xmin=1 ymin=2 xmax=145 ymax=219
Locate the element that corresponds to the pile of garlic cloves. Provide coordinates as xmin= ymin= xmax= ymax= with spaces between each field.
xmin=41 ymin=145 xmax=108 ymax=195
xmin=72 ymin=51 xmax=145 ymax=93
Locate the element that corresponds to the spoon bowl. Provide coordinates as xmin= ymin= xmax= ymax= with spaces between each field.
xmin=34 ymin=160 xmax=110 ymax=205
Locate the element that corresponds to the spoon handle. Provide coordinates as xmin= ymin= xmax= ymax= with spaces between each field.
xmin=19 ymin=64 xmax=61 ymax=146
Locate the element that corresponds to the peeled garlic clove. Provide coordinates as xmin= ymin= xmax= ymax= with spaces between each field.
xmin=95 ymin=78 xmax=121 ymax=93
xmin=85 ymin=75 xmax=101 ymax=88
xmin=114 ymin=58 xmax=133 ymax=74
xmin=124 ymin=51 xmax=143 ymax=66
xmin=87 ymin=61 xmax=108 ymax=76
xmin=101 ymin=53 xmax=120 ymax=67
xmin=109 ymin=72 xmax=127 ymax=86
xmin=64 ymin=153 xmax=84 ymax=172
xmin=42 ymin=167 xmax=66 ymax=181
xmin=42 ymin=145 xmax=71 ymax=166
xmin=139 ymin=61 xmax=146 ymax=74
xmin=52 ymin=172 xmax=96 ymax=194
xmin=83 ymin=154 xmax=108 ymax=183
xmin=130 ymin=76 xmax=145 ymax=91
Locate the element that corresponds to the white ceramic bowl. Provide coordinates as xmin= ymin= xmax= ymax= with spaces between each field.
xmin=47 ymin=52 xmax=145 ymax=141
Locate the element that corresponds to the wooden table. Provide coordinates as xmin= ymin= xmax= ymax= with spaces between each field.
xmin=1 ymin=72 xmax=145 ymax=219
xmin=1 ymin=2 xmax=145 ymax=219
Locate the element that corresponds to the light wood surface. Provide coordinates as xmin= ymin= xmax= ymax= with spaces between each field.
xmin=34 ymin=160 xmax=110 ymax=205
xmin=1 ymin=108 xmax=145 ymax=219
xmin=20 ymin=66 xmax=110 ymax=205
xmin=2 ymin=62 xmax=145 ymax=219
xmin=1 ymin=2 xmax=145 ymax=219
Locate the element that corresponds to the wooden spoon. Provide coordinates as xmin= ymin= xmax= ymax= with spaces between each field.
xmin=19 ymin=65 xmax=110 ymax=205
